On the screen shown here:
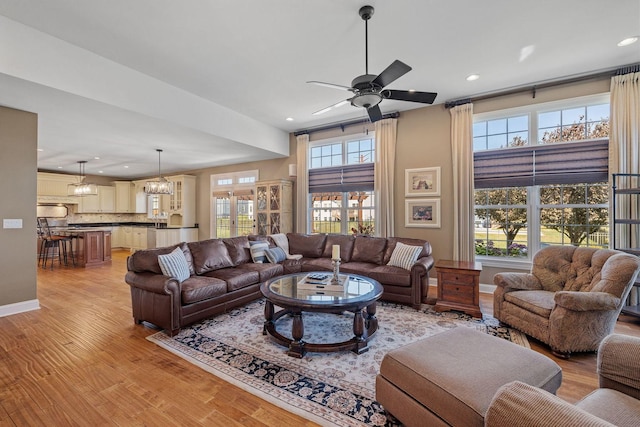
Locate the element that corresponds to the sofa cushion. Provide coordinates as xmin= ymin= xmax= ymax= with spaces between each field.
xmin=188 ymin=239 xmax=234 ymax=274
xmin=203 ymin=268 xmax=260 ymax=292
xmin=157 ymin=247 xmax=191 ymax=283
xmin=223 ymin=236 xmax=251 ymax=265
xmin=387 ymin=242 xmax=423 ymax=270
xmin=383 ymin=237 xmax=431 ymax=265
xmin=127 ymin=243 xmax=192 ymax=275
xmin=287 ymin=233 xmax=327 ymax=258
xmin=233 ymin=262 xmax=284 ymax=283
xmin=575 ymin=388 xmax=640 ymax=426
xmin=504 ymin=290 xmax=556 ymax=318
xmin=351 ymin=236 xmax=387 ymax=265
xmin=321 ymin=234 xmax=356 ymax=262
xmin=265 ymin=247 xmax=287 ymax=263
xmin=249 ymin=240 xmax=270 ymax=263
xmin=180 ymin=275 xmax=227 ymax=305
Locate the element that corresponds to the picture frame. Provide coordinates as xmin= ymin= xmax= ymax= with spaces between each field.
xmin=405 ymin=199 xmax=441 ymax=228
xmin=405 ymin=167 xmax=441 ymax=197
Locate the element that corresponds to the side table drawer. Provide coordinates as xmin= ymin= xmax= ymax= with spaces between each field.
xmin=441 ymin=283 xmax=474 ymax=305
xmin=441 ymin=272 xmax=475 ymax=286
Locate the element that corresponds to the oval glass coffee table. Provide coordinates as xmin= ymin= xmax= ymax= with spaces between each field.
xmin=260 ymin=272 xmax=383 ymax=358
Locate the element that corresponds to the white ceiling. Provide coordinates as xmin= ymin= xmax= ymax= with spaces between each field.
xmin=0 ymin=0 xmax=639 ymax=178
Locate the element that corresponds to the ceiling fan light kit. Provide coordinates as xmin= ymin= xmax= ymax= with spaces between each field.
xmin=308 ymin=5 xmax=437 ymax=122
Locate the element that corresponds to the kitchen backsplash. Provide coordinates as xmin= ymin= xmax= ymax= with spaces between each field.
xmin=40 ymin=203 xmax=163 ymax=225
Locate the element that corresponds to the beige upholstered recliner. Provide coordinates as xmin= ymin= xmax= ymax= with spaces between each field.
xmin=485 ymin=334 xmax=640 ymax=427
xmin=493 ymin=246 xmax=640 ymax=358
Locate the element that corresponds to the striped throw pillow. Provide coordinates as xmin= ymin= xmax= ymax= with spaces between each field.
xmin=249 ymin=241 xmax=270 ymax=263
xmin=158 ymin=247 xmax=191 ymax=283
xmin=387 ymin=242 xmax=422 ymax=271
xmin=265 ymin=247 xmax=287 ymax=263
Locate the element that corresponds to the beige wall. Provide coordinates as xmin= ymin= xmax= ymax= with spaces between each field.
xmin=183 ymin=78 xmax=611 ymax=284
xmin=0 ymin=106 xmax=38 ymax=308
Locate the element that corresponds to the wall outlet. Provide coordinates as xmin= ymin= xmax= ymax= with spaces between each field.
xmin=3 ymin=219 xmax=23 ymax=229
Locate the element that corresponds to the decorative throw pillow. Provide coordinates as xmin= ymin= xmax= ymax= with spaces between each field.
xmin=387 ymin=242 xmax=422 ymax=271
xmin=249 ymin=241 xmax=270 ymax=263
xmin=264 ymin=247 xmax=287 ymax=263
xmin=157 ymin=247 xmax=191 ymax=283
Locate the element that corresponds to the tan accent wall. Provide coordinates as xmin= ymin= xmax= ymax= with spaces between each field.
xmin=174 ymin=78 xmax=613 ymax=283
xmin=0 ymin=106 xmax=38 ymax=307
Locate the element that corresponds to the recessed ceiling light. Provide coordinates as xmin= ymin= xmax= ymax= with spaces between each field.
xmin=57 ymin=166 xmax=63 ymax=169
xmin=618 ymin=37 xmax=638 ymax=47
xmin=37 ymin=148 xmax=43 ymax=152
xmin=286 ymin=117 xmax=294 ymax=121
xmin=466 ymin=74 xmax=480 ymax=81
xmin=98 ymin=170 xmax=104 ymax=174
xmin=124 ymin=165 xmax=129 ymax=168
xmin=408 ymin=89 xmax=416 ymax=93
xmin=94 ymin=156 xmax=100 ymax=160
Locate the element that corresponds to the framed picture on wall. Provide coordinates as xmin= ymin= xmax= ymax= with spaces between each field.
xmin=405 ymin=199 xmax=441 ymax=228
xmin=405 ymin=167 xmax=441 ymax=197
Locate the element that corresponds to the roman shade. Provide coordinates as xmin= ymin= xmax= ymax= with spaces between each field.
xmin=308 ymin=162 xmax=375 ymax=193
xmin=474 ymin=138 xmax=608 ymax=189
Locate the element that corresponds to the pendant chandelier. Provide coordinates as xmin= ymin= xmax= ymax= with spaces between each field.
xmin=67 ymin=160 xmax=98 ymax=196
xmin=144 ymin=149 xmax=174 ymax=195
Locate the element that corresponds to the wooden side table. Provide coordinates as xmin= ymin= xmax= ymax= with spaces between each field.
xmin=434 ymin=259 xmax=483 ymax=318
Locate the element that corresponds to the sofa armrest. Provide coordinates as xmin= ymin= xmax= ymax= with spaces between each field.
xmin=597 ymin=334 xmax=640 ymax=399
xmin=125 ymin=271 xmax=180 ymax=296
xmin=411 ymin=255 xmax=434 ymax=276
xmin=493 ymin=272 xmax=542 ymax=292
xmin=485 ymin=381 xmax=614 ymax=427
xmin=554 ymin=291 xmax=619 ymax=312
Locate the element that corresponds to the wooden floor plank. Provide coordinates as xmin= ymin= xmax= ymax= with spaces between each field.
xmin=0 ymin=249 xmax=638 ymax=425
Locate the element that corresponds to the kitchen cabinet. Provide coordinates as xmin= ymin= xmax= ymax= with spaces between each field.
xmin=78 ymin=186 xmax=115 ymax=213
xmin=82 ymin=230 xmax=112 ymax=267
xmin=114 ymin=181 xmax=134 ymax=213
xmin=166 ymin=175 xmax=196 ymax=227
xmin=255 ymin=179 xmax=292 ymax=235
xmin=37 ymin=172 xmax=79 ymax=204
xmin=131 ymin=227 xmax=153 ymax=251
xmin=151 ymin=228 xmax=199 ymax=248
xmin=111 ymin=226 xmax=123 ymax=248
xmin=132 ymin=181 xmax=148 ymax=214
xmin=122 ymin=226 xmax=133 ymax=249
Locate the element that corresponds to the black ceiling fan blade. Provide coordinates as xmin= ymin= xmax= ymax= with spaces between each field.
xmin=371 ymin=60 xmax=412 ymax=88
xmin=384 ymin=90 xmax=438 ymax=104
xmin=367 ymin=104 xmax=383 ymax=122
xmin=307 ymin=81 xmax=354 ymax=91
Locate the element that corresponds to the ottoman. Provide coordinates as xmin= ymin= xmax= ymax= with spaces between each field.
xmin=376 ymin=327 xmax=562 ymax=427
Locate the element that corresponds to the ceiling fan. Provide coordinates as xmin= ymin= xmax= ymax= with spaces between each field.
xmin=308 ymin=5 xmax=437 ymax=122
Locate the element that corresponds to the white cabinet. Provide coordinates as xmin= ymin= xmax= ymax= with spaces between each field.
xmin=132 ymin=181 xmax=148 ymax=214
xmin=153 ymin=228 xmax=199 ymax=248
xmin=37 ymin=172 xmax=79 ymax=204
xmin=111 ymin=226 xmax=123 ymax=247
xmin=166 ymin=175 xmax=196 ymax=227
xmin=122 ymin=226 xmax=133 ymax=248
xmin=131 ymin=227 xmax=151 ymax=251
xmin=255 ymin=179 xmax=292 ymax=235
xmin=78 ymin=186 xmax=115 ymax=213
xmin=114 ymin=181 xmax=133 ymax=213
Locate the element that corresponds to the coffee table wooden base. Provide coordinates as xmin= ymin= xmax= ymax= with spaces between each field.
xmin=262 ymin=300 xmax=379 ymax=358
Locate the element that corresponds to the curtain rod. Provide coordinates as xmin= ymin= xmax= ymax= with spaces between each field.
xmin=444 ymin=63 xmax=640 ymax=109
xmin=293 ymin=111 xmax=399 ymax=136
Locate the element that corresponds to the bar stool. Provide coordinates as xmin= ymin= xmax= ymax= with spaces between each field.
xmin=37 ymin=218 xmax=75 ymax=269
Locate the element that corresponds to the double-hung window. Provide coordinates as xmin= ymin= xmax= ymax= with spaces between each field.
xmin=308 ymin=135 xmax=376 ymax=235
xmin=473 ymin=95 xmax=610 ymax=264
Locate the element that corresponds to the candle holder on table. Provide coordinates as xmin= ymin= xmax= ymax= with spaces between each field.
xmin=331 ymin=258 xmax=343 ymax=285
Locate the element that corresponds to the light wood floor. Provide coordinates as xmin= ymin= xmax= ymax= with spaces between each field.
xmin=1 ymin=250 xmax=639 ymax=426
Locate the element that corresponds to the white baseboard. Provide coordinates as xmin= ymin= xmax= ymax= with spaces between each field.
xmin=0 ymin=299 xmax=40 ymax=317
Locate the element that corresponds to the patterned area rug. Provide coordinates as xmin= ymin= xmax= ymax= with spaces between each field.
xmin=147 ymin=300 xmax=528 ymax=427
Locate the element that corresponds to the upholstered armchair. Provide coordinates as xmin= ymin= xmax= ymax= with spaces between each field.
xmin=493 ymin=246 xmax=640 ymax=358
xmin=485 ymin=334 xmax=640 ymax=426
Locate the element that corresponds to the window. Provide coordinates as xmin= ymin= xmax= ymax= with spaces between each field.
xmin=210 ymin=170 xmax=258 ymax=238
xmin=473 ymin=95 xmax=610 ymax=262
xmin=308 ymin=134 xmax=376 ymax=235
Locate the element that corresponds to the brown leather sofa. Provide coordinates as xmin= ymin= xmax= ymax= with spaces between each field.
xmin=281 ymin=233 xmax=434 ymax=309
xmin=125 ymin=234 xmax=434 ymax=336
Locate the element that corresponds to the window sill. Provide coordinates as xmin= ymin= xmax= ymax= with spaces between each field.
xmin=476 ymin=256 xmax=531 ymax=271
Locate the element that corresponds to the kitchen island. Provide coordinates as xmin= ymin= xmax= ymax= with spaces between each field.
xmin=54 ymin=228 xmax=112 ymax=267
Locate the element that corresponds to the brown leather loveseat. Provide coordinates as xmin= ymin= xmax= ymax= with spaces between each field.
xmin=125 ymin=234 xmax=434 ymax=336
